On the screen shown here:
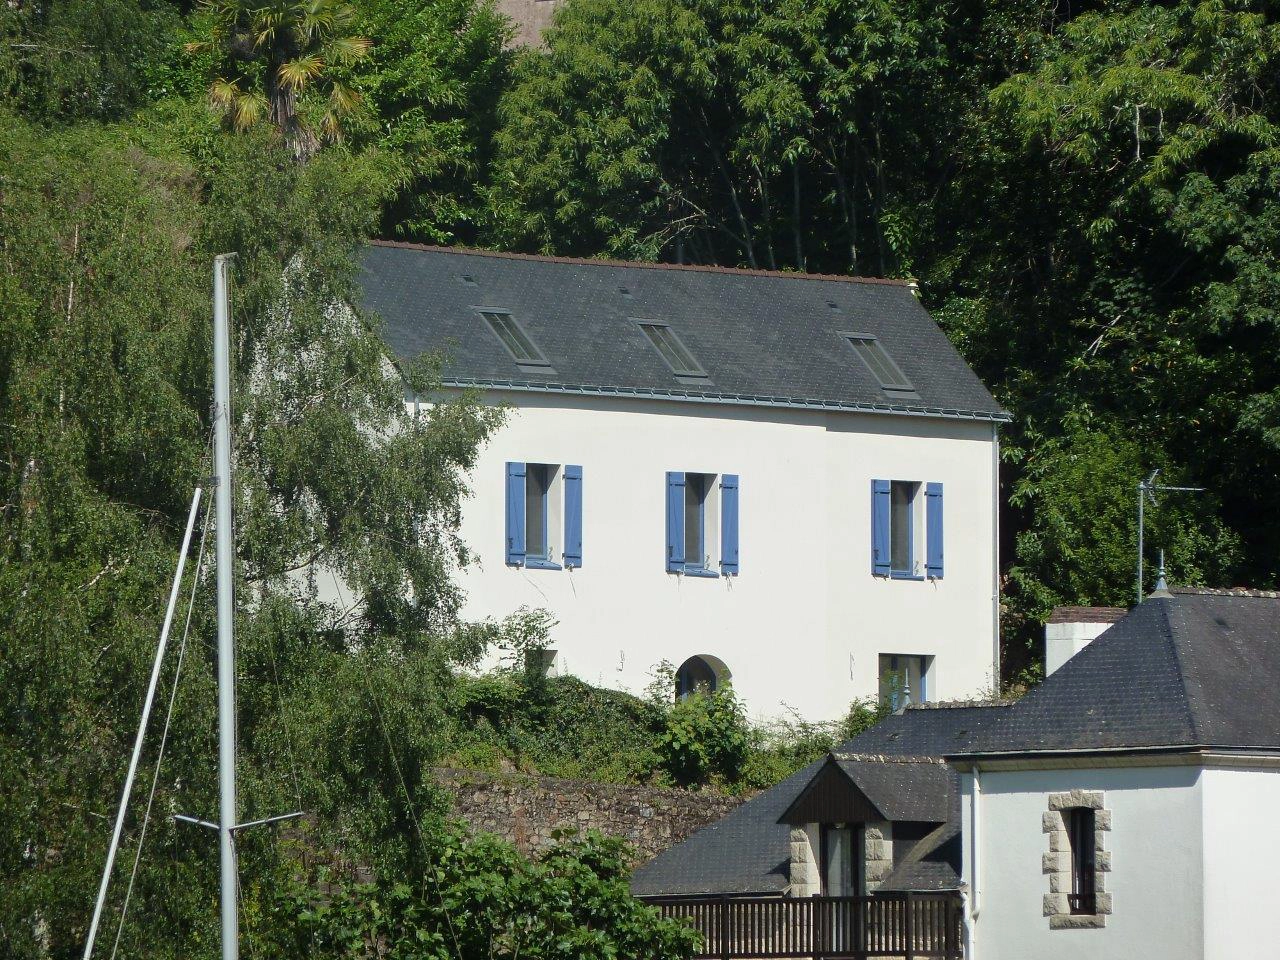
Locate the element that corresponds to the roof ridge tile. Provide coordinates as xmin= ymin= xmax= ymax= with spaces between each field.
xmin=367 ymin=238 xmax=915 ymax=287
xmin=1170 ymin=586 xmax=1280 ymax=599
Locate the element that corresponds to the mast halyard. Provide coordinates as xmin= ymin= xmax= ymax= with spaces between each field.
xmin=212 ymin=253 xmax=239 ymax=960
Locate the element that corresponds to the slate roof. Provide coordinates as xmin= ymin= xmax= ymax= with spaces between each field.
xmin=951 ymin=589 xmax=1280 ymax=758
xmin=833 ymin=757 xmax=953 ymax=823
xmin=778 ymin=755 xmax=952 ymax=825
xmin=359 ymin=242 xmax=1008 ymax=421
xmin=629 ymin=704 xmax=1007 ymax=897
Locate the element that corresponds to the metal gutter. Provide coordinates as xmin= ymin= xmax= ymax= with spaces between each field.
xmin=946 ymin=744 xmax=1280 ymax=768
xmin=991 ymin=422 xmax=1001 ymax=693
xmin=440 ymin=377 xmax=1013 ymax=424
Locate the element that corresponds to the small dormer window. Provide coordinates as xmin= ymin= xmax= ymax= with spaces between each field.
xmin=844 ymin=334 xmax=913 ymax=393
xmin=479 ymin=310 xmax=550 ymax=367
xmin=638 ymin=321 xmax=707 ymax=378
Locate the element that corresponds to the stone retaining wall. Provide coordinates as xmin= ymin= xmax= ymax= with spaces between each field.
xmin=433 ymin=768 xmax=745 ymax=865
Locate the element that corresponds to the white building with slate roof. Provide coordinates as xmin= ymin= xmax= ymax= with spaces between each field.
xmin=359 ymin=241 xmax=1009 ymax=721
xmin=631 ymin=587 xmax=1280 ymax=960
xmin=949 ymin=586 xmax=1280 ymax=960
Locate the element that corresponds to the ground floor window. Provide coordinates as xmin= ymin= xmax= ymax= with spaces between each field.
xmin=878 ymin=654 xmax=930 ymax=709
xmin=675 ymin=655 xmax=728 ymax=700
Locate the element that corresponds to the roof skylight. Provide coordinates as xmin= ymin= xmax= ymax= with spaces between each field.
xmin=845 ymin=334 xmax=914 ymax=393
xmin=480 ymin=310 xmax=549 ymax=367
xmin=638 ymin=321 xmax=706 ymax=378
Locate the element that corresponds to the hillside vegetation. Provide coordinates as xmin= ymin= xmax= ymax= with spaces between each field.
xmin=3 ymin=0 xmax=1280 ymax=955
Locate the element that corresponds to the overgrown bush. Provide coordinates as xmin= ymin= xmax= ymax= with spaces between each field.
xmin=654 ymin=688 xmax=750 ymax=787
xmin=255 ymin=831 xmax=699 ymax=960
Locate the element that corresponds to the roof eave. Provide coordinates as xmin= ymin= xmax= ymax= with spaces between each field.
xmin=947 ymin=744 xmax=1280 ymax=769
xmin=436 ymin=377 xmax=1013 ymax=423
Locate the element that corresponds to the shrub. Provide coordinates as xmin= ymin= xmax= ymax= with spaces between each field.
xmin=256 ymin=830 xmax=699 ymax=960
xmin=655 ymin=688 xmax=750 ymax=787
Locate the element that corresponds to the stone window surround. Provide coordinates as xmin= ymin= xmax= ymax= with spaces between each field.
xmin=1042 ymin=790 xmax=1112 ymax=929
xmin=788 ymin=821 xmax=894 ymax=897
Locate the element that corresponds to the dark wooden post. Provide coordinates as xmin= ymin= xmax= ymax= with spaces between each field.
xmin=904 ymin=892 xmax=915 ymax=960
xmin=720 ymin=894 xmax=730 ymax=960
xmin=943 ymin=895 xmax=952 ymax=960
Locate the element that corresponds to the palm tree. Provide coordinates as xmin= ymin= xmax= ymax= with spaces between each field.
xmin=189 ymin=0 xmax=371 ymax=161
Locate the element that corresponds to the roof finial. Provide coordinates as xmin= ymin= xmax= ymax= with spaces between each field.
xmin=1150 ymin=550 xmax=1172 ymax=598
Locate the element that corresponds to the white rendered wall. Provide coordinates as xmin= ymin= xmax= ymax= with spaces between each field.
xmin=1200 ymin=763 xmax=1280 ymax=959
xmin=961 ymin=764 xmax=1204 ymax=960
xmin=1044 ymin=621 xmax=1114 ymax=676
xmin=432 ymin=389 xmax=998 ymax=722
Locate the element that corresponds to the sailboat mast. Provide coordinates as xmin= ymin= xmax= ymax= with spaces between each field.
xmin=212 ymin=253 xmax=239 ymax=960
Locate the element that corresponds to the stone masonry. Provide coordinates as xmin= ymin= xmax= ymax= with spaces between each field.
xmin=863 ymin=821 xmax=894 ymax=892
xmin=789 ymin=824 xmax=822 ymax=896
xmin=1043 ymin=789 xmax=1113 ymax=929
xmin=434 ymin=768 xmax=744 ymax=865
xmin=788 ymin=821 xmax=894 ymax=895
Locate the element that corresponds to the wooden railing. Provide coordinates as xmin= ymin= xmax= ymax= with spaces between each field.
xmin=643 ymin=892 xmax=963 ymax=959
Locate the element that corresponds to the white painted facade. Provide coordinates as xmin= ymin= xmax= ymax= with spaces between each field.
xmin=1199 ymin=762 xmax=1280 ymax=958
xmin=423 ymin=388 xmax=1000 ymax=722
xmin=959 ymin=757 xmax=1280 ymax=960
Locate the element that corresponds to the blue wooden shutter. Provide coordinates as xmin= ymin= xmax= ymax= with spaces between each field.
xmin=871 ymin=479 xmax=891 ymax=576
xmin=926 ymin=482 xmax=944 ymax=578
xmin=720 ymin=474 xmax=740 ymax=575
xmin=666 ymin=472 xmax=685 ymax=571
xmin=505 ymin=462 xmax=526 ymax=566
xmin=563 ymin=464 xmax=583 ymax=568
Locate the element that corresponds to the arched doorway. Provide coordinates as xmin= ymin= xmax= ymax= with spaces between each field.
xmin=674 ymin=654 xmax=730 ymax=700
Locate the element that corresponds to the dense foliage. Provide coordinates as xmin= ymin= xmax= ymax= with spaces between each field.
xmin=440 ymin=653 xmax=887 ymax=791
xmin=256 ymin=832 xmax=700 ymax=959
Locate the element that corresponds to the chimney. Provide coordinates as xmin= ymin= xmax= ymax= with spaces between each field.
xmin=1045 ymin=606 xmax=1127 ymax=675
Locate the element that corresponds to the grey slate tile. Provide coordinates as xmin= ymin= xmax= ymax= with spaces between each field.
xmin=359 ymin=243 xmax=1008 ymax=420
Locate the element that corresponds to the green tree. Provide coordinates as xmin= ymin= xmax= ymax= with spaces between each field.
xmin=488 ymin=0 xmax=1280 ymax=678
xmin=0 ymin=109 xmax=499 ymax=958
xmin=486 ymin=0 xmax=1036 ymax=271
xmin=0 ymin=0 xmax=179 ymax=122
xmin=345 ymin=0 xmax=511 ymax=242
xmin=187 ymin=0 xmax=371 ymax=159
xmin=931 ymin=0 xmax=1280 ymax=660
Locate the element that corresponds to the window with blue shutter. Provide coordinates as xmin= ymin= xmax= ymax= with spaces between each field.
xmin=721 ymin=474 xmax=739 ymax=575
xmin=506 ymin=462 xmax=526 ymax=566
xmin=926 ymin=482 xmax=944 ymax=579
xmin=871 ymin=479 xmax=891 ymax=576
xmin=564 ymin=465 xmax=583 ymax=568
xmin=666 ymin=472 xmax=685 ymax=572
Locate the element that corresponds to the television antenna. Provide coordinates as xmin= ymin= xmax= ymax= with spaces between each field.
xmin=1136 ymin=469 xmax=1205 ymax=605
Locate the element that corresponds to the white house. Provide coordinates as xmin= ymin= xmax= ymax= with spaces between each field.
xmin=359 ymin=242 xmax=1009 ymax=721
xmin=951 ymin=586 xmax=1280 ymax=960
xmin=631 ymin=587 xmax=1280 ymax=960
